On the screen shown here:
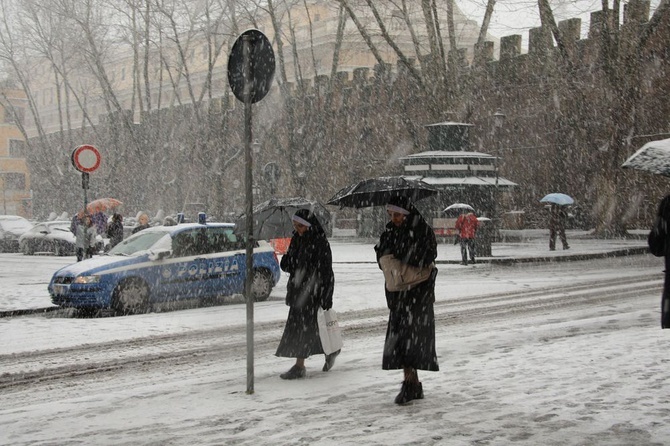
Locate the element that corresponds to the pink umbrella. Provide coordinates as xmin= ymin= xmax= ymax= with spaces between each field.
xmin=87 ymin=198 xmax=123 ymax=214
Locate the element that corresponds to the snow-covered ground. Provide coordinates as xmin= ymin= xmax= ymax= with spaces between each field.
xmin=2 ymin=233 xmax=669 ymax=445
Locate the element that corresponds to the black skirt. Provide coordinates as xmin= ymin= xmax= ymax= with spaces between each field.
xmin=275 ymin=304 xmax=324 ymax=358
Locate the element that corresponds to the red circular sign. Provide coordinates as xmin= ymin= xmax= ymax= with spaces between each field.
xmin=71 ymin=145 xmax=101 ymax=173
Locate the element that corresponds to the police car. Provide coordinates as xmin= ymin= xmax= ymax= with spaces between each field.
xmin=48 ymin=222 xmax=281 ymax=314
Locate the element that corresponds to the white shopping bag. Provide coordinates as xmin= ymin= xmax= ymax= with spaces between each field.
xmin=317 ymin=308 xmax=343 ymax=355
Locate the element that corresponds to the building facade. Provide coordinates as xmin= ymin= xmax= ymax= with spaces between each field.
xmin=0 ymin=89 xmax=31 ymax=217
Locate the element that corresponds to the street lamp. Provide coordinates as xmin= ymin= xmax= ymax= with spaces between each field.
xmin=493 ymin=109 xmax=505 ymax=239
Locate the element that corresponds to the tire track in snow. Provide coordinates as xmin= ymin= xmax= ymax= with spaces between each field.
xmin=0 ymin=274 xmax=660 ymax=392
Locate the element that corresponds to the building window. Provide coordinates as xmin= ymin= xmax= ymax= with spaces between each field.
xmin=8 ymin=139 xmax=25 ymax=158
xmin=2 ymin=172 xmax=26 ymax=190
xmin=4 ymin=106 xmax=24 ymax=125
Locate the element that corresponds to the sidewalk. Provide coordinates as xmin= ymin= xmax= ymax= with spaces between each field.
xmin=471 ymin=229 xmax=648 ymax=264
xmin=330 ymin=229 xmax=650 ymax=265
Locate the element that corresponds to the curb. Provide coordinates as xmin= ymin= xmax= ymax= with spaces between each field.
xmin=0 ymin=306 xmax=58 ymax=319
xmin=486 ymin=247 xmax=650 ymax=265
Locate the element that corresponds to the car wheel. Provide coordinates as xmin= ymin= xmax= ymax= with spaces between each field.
xmin=251 ymin=269 xmax=273 ymax=302
xmin=21 ymin=243 xmax=33 ymax=255
xmin=111 ymin=278 xmax=150 ymax=315
xmin=52 ymin=243 xmax=62 ymax=256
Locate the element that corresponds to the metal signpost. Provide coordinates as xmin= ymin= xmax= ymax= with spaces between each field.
xmin=227 ymin=29 xmax=275 ymax=394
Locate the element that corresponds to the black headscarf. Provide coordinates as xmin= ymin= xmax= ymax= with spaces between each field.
xmin=282 ymin=208 xmax=334 ymax=309
xmin=376 ymin=196 xmax=437 ymax=268
xmin=292 ymin=208 xmax=326 ymax=235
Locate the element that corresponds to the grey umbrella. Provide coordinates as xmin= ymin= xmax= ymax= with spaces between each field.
xmin=235 ymin=197 xmax=331 ymax=240
xmin=622 ymin=138 xmax=670 ymax=177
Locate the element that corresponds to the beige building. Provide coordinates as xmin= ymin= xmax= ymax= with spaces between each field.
xmin=0 ymin=89 xmax=31 ymax=217
xmin=25 ymin=0 xmax=485 ymax=137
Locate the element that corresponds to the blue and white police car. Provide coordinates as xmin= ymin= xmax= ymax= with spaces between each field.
xmin=48 ymin=222 xmax=281 ymax=314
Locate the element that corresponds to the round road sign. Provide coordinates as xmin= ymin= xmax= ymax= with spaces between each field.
xmin=227 ymin=29 xmax=276 ymax=104
xmin=71 ymin=144 xmax=101 ymax=173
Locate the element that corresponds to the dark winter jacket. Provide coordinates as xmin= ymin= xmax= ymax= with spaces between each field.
xmin=132 ymin=223 xmax=150 ymax=234
xmin=281 ymin=213 xmax=334 ymax=310
xmin=374 ymin=200 xmax=438 ymax=308
xmin=107 ymin=219 xmax=124 ymax=248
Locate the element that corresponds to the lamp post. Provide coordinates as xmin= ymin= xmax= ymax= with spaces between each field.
xmin=493 ymin=109 xmax=505 ymax=239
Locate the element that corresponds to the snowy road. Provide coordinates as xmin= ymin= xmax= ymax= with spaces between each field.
xmin=1 ymin=250 xmax=669 ymax=445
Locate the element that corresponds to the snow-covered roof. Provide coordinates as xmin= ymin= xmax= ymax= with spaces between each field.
xmin=424 ymin=121 xmax=474 ymax=127
xmin=621 ymin=138 xmax=670 ymax=177
xmin=404 ymin=175 xmax=517 ymax=188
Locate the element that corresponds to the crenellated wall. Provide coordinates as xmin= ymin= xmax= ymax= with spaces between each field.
xmin=268 ymin=0 xmax=670 ymax=228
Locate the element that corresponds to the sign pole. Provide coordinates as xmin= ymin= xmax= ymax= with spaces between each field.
xmin=242 ymin=34 xmax=255 ymax=395
xmin=227 ymin=29 xmax=275 ymax=396
xmin=82 ymin=173 xmax=90 ymax=208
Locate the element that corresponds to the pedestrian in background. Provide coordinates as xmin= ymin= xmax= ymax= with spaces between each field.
xmin=549 ymin=204 xmax=570 ymax=251
xmin=70 ymin=210 xmax=84 ymax=237
xmin=132 ymin=213 xmax=151 ymax=234
xmin=106 ymin=213 xmax=124 ymax=248
xmin=275 ymin=209 xmax=338 ymax=380
xmin=374 ymin=196 xmax=439 ymax=405
xmin=648 ymin=194 xmax=670 ymax=328
xmin=91 ymin=211 xmax=108 ymax=237
xmin=455 ymin=210 xmax=479 ymax=265
xmin=75 ymin=214 xmax=97 ymax=261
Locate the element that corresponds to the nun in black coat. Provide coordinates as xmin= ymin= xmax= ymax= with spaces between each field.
xmin=375 ymin=196 xmax=439 ymax=404
xmin=275 ymin=209 xmax=337 ymax=379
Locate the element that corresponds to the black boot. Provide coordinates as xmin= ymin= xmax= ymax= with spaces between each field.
xmin=394 ymin=381 xmax=423 ymax=404
xmin=280 ymin=365 xmax=306 ymax=380
xmin=323 ymin=349 xmax=341 ymax=372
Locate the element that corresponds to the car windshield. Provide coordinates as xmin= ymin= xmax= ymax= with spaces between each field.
xmin=108 ymin=230 xmax=171 ymax=256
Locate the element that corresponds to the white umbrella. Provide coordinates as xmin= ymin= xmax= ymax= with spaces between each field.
xmin=444 ymin=203 xmax=475 ymax=213
xmin=540 ymin=193 xmax=574 ymax=206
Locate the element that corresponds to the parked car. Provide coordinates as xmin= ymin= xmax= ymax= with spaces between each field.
xmin=0 ymin=215 xmax=34 ymax=252
xmin=49 ymin=222 xmax=281 ymax=314
xmin=20 ymin=221 xmax=106 ymax=256
xmin=20 ymin=221 xmax=75 ymax=255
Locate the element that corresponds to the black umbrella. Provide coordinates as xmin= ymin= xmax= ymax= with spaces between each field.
xmin=327 ymin=176 xmax=438 ymax=208
xmin=235 ymin=197 xmax=331 ymax=240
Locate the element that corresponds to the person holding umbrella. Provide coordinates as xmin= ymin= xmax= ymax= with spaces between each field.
xmin=275 ymin=209 xmax=338 ymax=379
xmin=549 ymin=204 xmax=570 ymax=251
xmin=374 ymin=196 xmax=439 ymax=404
xmin=455 ymin=209 xmax=479 ymax=265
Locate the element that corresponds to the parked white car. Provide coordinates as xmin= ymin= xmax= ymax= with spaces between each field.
xmin=0 ymin=215 xmax=33 ymax=252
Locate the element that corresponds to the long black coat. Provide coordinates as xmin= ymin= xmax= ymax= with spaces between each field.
xmin=648 ymin=194 xmax=670 ymax=328
xmin=275 ymin=225 xmax=335 ymax=358
xmin=375 ymin=208 xmax=439 ymax=371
